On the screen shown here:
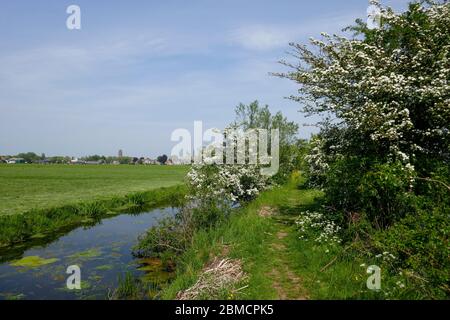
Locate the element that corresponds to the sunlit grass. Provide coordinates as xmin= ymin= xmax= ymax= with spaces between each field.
xmin=0 ymin=164 xmax=189 ymax=216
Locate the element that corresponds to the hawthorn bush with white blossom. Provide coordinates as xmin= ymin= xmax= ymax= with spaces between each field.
xmin=187 ymin=164 xmax=268 ymax=203
xmin=279 ymin=1 xmax=449 ymax=169
xmin=279 ymin=0 xmax=449 ymax=224
xmin=186 ymin=100 xmax=301 ymax=204
xmin=135 ymin=164 xmax=268 ymax=260
xmin=280 ymin=0 xmax=449 ymax=298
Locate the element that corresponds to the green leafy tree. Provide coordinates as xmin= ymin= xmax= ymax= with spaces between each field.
xmin=82 ymin=155 xmax=106 ymax=162
xmin=16 ymin=152 xmax=40 ymax=163
xmin=157 ymin=154 xmax=168 ymax=164
xmin=277 ymin=0 xmax=449 ymax=211
xmin=233 ymin=100 xmax=300 ymax=182
xmin=277 ymin=1 xmax=449 ymax=170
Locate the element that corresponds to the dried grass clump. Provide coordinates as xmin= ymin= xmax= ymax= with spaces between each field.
xmin=258 ymin=206 xmax=277 ymax=217
xmin=176 ymin=257 xmax=246 ymax=300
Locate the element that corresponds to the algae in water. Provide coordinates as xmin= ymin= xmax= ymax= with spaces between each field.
xmin=10 ymin=256 xmax=59 ymax=268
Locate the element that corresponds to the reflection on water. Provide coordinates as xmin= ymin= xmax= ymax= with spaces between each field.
xmin=0 ymin=207 xmax=177 ymax=300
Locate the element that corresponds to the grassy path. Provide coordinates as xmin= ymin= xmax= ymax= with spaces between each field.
xmin=255 ymin=183 xmax=365 ymax=300
xmin=162 ymin=174 xmax=373 ymax=300
xmin=162 ymin=177 xmax=328 ymax=300
xmin=266 ymin=223 xmax=308 ymax=300
xmin=259 ymin=184 xmax=321 ymax=300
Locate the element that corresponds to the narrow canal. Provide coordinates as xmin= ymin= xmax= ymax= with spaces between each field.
xmin=0 ymin=207 xmax=178 ymax=300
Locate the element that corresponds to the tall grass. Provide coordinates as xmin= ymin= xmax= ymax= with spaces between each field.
xmin=0 ymin=185 xmax=187 ymax=247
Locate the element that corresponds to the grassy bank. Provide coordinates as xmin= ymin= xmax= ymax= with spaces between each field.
xmin=0 ymin=164 xmax=188 ymax=216
xmin=159 ymin=177 xmax=326 ymax=299
xmin=160 ymin=175 xmax=440 ymax=300
xmin=0 ymin=184 xmax=187 ymax=248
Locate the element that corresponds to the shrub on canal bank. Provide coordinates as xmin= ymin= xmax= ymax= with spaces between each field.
xmin=133 ymin=162 xmax=270 ymax=260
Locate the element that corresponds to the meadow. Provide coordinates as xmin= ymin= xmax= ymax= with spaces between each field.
xmin=0 ymin=164 xmax=188 ymax=216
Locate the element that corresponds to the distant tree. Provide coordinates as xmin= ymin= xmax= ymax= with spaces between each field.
xmin=48 ymin=156 xmax=69 ymax=164
xmin=233 ymin=100 xmax=300 ymax=182
xmin=82 ymin=155 xmax=106 ymax=162
xmin=157 ymin=154 xmax=168 ymax=164
xmin=16 ymin=152 xmax=40 ymax=163
xmin=119 ymin=157 xmax=132 ymax=164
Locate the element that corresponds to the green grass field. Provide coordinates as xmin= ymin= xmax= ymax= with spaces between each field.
xmin=0 ymin=164 xmax=189 ymax=216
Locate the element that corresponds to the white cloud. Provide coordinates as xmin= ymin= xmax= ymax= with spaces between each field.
xmin=230 ymin=25 xmax=292 ymax=51
xmin=229 ymin=12 xmax=360 ymax=51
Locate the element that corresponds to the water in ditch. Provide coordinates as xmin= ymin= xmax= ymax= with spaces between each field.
xmin=0 ymin=207 xmax=178 ymax=300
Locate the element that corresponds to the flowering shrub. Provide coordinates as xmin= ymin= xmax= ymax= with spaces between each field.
xmin=136 ymin=160 xmax=269 ymax=261
xmin=304 ymin=136 xmax=330 ymax=188
xmin=295 ymin=211 xmax=341 ymax=245
xmin=279 ymin=1 xmax=449 ymax=169
xmin=278 ymin=1 xmax=449 ymax=231
xmin=187 ymin=164 xmax=268 ymax=203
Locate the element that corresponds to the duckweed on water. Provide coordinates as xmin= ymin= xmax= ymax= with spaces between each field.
xmin=89 ymin=274 xmax=103 ymax=282
xmin=2 ymin=293 xmax=26 ymax=300
xmin=10 ymin=256 xmax=59 ymax=268
xmin=80 ymin=280 xmax=92 ymax=290
xmin=68 ymin=248 xmax=102 ymax=260
xmin=95 ymin=264 xmax=114 ymax=271
xmin=58 ymin=280 xmax=92 ymax=293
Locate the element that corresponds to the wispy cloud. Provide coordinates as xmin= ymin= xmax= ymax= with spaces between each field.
xmin=230 ymin=25 xmax=292 ymax=51
xmin=229 ymin=12 xmax=361 ymax=51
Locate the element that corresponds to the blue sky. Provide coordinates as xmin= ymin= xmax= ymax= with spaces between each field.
xmin=0 ymin=0 xmax=409 ymax=157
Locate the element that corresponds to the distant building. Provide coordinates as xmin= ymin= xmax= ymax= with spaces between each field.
xmin=170 ymin=153 xmax=191 ymax=164
xmin=85 ymin=160 xmax=103 ymax=165
xmin=143 ymin=158 xmax=157 ymax=165
xmin=166 ymin=155 xmax=187 ymax=165
xmin=118 ymin=149 xmax=123 ymax=158
xmin=7 ymin=158 xmax=25 ymax=164
xmin=70 ymin=158 xmax=86 ymax=164
xmin=35 ymin=159 xmax=50 ymax=164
